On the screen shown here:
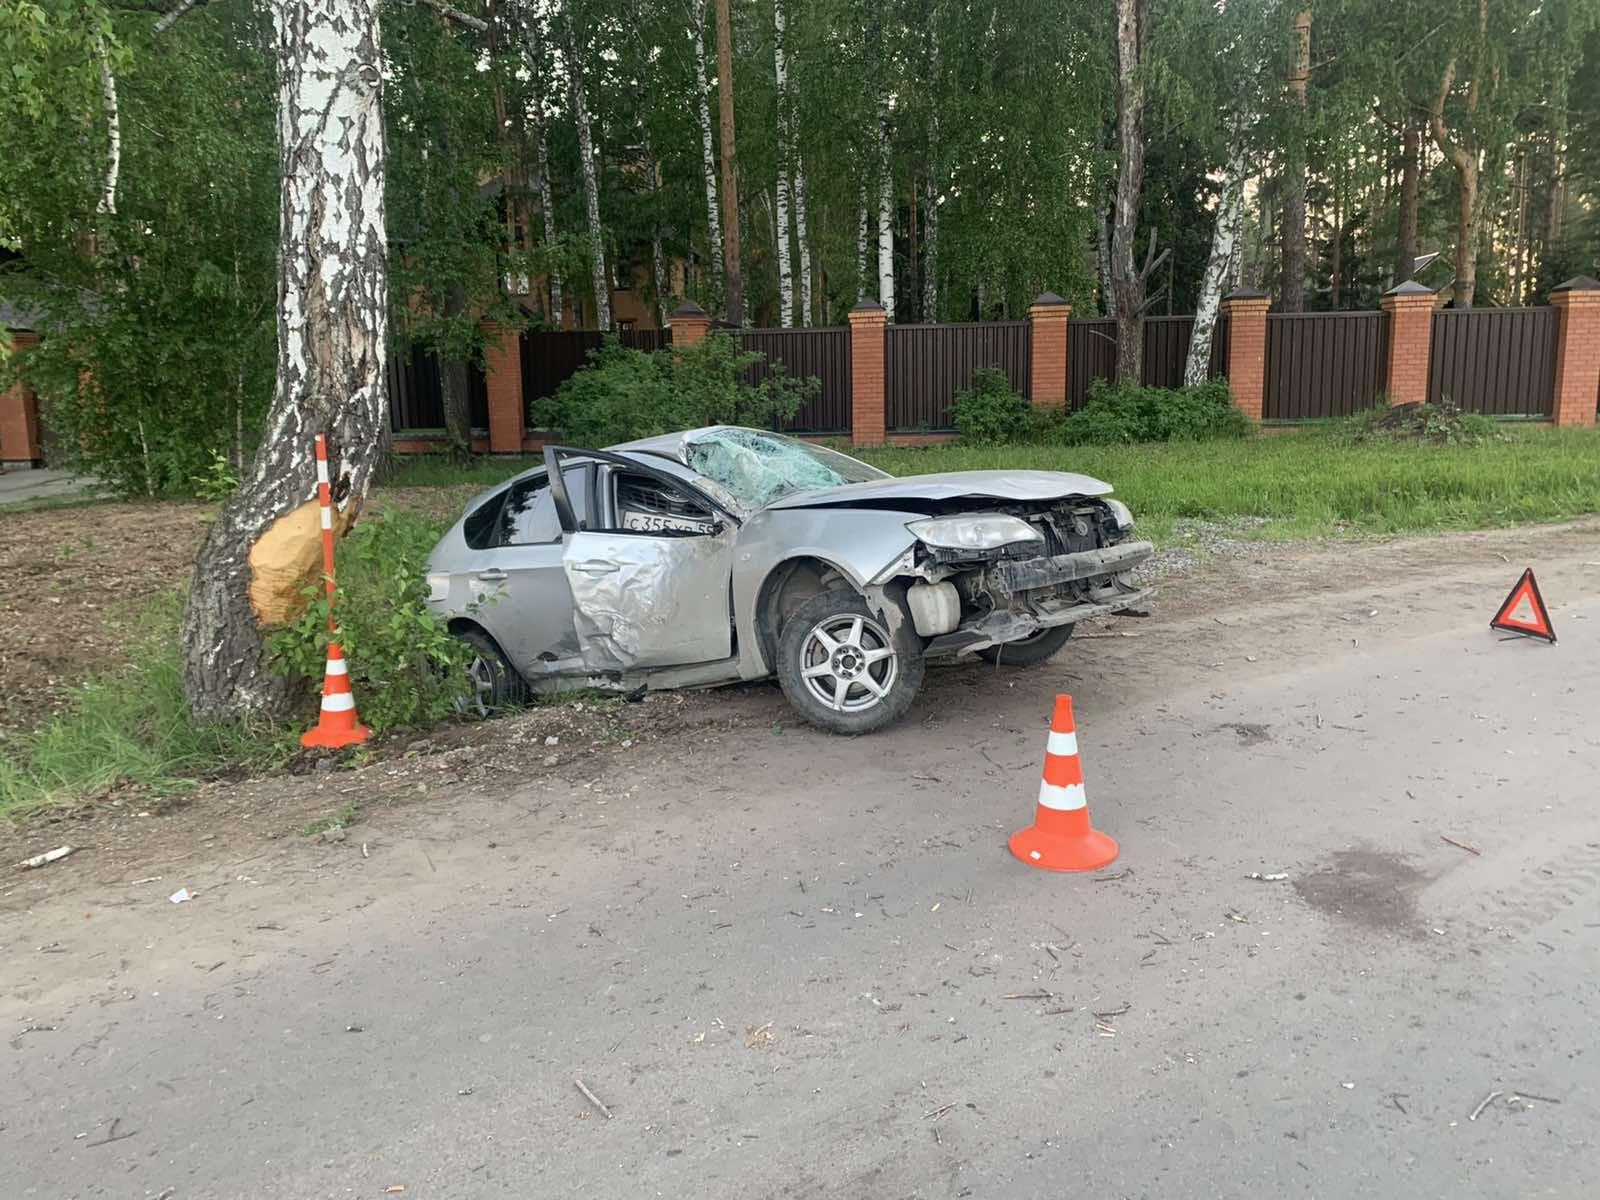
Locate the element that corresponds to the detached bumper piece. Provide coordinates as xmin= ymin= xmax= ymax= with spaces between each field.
xmin=986 ymin=540 xmax=1154 ymax=594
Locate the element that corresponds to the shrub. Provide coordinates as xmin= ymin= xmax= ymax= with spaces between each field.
xmin=539 ymin=332 xmax=817 ymax=447
xmin=1057 ymin=378 xmax=1251 ymax=445
xmin=268 ymin=507 xmax=472 ymax=734
xmin=951 ymin=368 xmax=1032 ymax=444
xmin=1336 ymin=397 xmax=1499 ymax=445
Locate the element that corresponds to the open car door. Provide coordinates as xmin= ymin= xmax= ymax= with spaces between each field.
xmin=546 ymin=447 xmax=738 ymax=672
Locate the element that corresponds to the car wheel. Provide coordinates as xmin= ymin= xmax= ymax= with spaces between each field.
xmin=776 ymin=589 xmax=925 ymax=734
xmin=456 ymin=628 xmax=530 ymax=716
xmin=976 ymin=623 xmax=1074 ymax=667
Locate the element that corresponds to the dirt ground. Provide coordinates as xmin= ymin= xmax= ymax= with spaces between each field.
xmin=4 ymin=514 xmax=1596 ymax=910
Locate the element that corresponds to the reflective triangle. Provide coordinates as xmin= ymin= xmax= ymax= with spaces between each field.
xmin=1490 ymin=568 xmax=1556 ymax=644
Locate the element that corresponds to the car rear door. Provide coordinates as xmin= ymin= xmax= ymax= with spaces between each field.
xmin=545 ymin=447 xmax=737 ymax=671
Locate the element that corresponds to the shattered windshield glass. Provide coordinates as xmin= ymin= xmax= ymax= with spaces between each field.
xmin=684 ymin=429 xmax=889 ymax=509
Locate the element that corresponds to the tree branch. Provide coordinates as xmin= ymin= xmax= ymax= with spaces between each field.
xmin=415 ymin=0 xmax=489 ymax=33
xmin=153 ymin=0 xmax=207 ymax=34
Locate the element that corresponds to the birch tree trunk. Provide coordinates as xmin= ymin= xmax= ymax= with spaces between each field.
xmin=562 ymin=0 xmax=610 ymax=330
xmin=691 ymin=0 xmax=722 ymax=294
xmin=1095 ymin=199 xmax=1114 ymax=317
xmin=1278 ymin=6 xmax=1311 ymax=311
xmin=1185 ymin=131 xmax=1246 ymax=386
xmin=773 ymin=0 xmax=794 ymax=326
xmin=1109 ymin=0 xmax=1148 ymax=384
xmin=1394 ymin=116 xmax=1419 ymax=284
xmin=921 ymin=172 xmax=937 ymax=321
xmin=182 ymin=0 xmax=388 ymax=720
xmin=520 ymin=7 xmax=563 ymax=325
xmin=535 ymin=129 xmax=562 ymax=325
xmin=795 ymin=156 xmax=813 ymax=325
xmin=95 ymin=35 xmax=120 ymax=216
xmin=713 ymin=0 xmax=743 ymax=323
xmin=877 ymin=114 xmax=894 ymax=320
xmin=856 ymin=177 xmax=869 ymax=291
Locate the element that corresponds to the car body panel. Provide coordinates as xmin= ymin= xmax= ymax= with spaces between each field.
xmin=761 ymin=469 xmax=1113 ymax=509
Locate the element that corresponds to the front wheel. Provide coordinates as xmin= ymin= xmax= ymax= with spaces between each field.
xmin=776 ymin=589 xmax=925 ymax=734
xmin=976 ymin=623 xmax=1074 ymax=666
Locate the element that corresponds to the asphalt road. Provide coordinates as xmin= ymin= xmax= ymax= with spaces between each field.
xmin=6 ymin=538 xmax=1599 ymax=1199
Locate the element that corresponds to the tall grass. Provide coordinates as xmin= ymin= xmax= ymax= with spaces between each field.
xmin=0 ymin=595 xmax=296 ymax=823
xmin=857 ymin=426 xmax=1600 ymax=542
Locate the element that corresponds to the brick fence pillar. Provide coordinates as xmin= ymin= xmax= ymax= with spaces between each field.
xmin=1221 ymin=289 xmax=1270 ymax=422
xmin=1378 ymin=281 xmax=1437 ymax=406
xmin=667 ymin=301 xmax=711 ymax=348
xmin=848 ymin=301 xmax=887 ymax=446
xmin=1549 ymin=276 xmax=1600 ymax=427
xmin=0 ymin=331 xmax=43 ymax=467
xmin=1027 ymin=292 xmax=1070 ymax=410
xmin=480 ymin=321 xmax=525 ymax=453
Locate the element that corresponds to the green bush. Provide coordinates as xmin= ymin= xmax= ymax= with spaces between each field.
xmin=951 ymin=367 xmax=1032 ymax=444
xmin=1057 ymin=378 xmax=1252 ymax=446
xmin=268 ymin=507 xmax=472 ymax=734
xmin=1335 ymin=397 xmax=1499 ymax=445
xmin=539 ymin=332 xmax=817 ymax=447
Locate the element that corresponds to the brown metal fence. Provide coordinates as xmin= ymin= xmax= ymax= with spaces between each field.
xmin=1067 ymin=319 xmax=1116 ymax=408
xmin=521 ymin=328 xmax=672 ymax=426
xmin=1264 ymin=311 xmax=1388 ymax=420
xmin=387 ymin=344 xmax=488 ymax=432
xmin=1428 ymin=307 xmax=1558 ymax=416
xmin=734 ymin=327 xmax=852 ymax=433
xmin=885 ymin=321 xmax=1031 ymax=430
xmin=1067 ymin=316 xmax=1228 ymax=406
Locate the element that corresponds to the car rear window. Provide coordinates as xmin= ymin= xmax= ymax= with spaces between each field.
xmin=499 ymin=465 xmax=590 ymax=545
xmin=463 ymin=492 xmax=504 ymax=550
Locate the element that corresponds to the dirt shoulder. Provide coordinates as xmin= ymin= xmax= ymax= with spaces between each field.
xmin=4 ymin=515 xmax=1596 ymax=920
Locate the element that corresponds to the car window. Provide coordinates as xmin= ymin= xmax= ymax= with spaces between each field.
xmin=607 ymin=470 xmax=717 ymax=535
xmin=684 ymin=428 xmax=887 ymax=509
xmin=499 ymin=465 xmax=590 ymax=546
xmin=463 ymin=491 xmax=504 ymax=550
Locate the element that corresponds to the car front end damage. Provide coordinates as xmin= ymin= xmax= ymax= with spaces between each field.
xmin=876 ymin=497 xmax=1153 ymax=657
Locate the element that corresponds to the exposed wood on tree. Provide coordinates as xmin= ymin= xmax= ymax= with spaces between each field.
xmin=561 ymin=0 xmax=610 ymax=330
xmin=182 ymin=0 xmax=388 ymax=720
xmin=1279 ymin=5 xmax=1311 ymax=311
xmin=713 ymin=0 xmax=743 ymax=323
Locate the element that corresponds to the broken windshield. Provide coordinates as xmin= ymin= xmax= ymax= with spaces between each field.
xmin=684 ymin=429 xmax=888 ymax=509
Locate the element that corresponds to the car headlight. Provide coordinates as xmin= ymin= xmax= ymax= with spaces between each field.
xmin=1104 ymin=499 xmax=1134 ymax=532
xmin=906 ymin=514 xmax=1043 ymax=551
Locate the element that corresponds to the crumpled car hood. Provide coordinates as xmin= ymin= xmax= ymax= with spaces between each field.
xmin=761 ymin=469 xmax=1112 ymax=510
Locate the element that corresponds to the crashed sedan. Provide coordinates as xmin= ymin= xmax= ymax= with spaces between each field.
xmin=425 ymin=427 xmax=1152 ymax=733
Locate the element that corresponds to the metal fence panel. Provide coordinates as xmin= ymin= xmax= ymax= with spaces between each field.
xmin=734 ymin=327 xmax=852 ymax=433
xmin=387 ymin=345 xmax=487 ymax=432
xmin=885 ymin=321 xmax=1031 ymax=431
xmin=1141 ymin=315 xmax=1230 ymax=389
xmin=1428 ymin=307 xmax=1558 ymax=416
xmin=1265 ymin=311 xmax=1388 ymax=420
xmin=521 ymin=328 xmax=674 ymax=427
xmin=1067 ymin=319 xmax=1116 ymax=408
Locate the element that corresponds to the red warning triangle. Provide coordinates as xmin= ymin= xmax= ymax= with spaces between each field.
xmin=1490 ymin=568 xmax=1556 ymax=643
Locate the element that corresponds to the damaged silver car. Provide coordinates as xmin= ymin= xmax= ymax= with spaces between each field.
xmin=425 ymin=427 xmax=1152 ymax=733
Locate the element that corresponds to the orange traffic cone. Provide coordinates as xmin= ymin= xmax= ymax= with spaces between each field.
xmin=300 ymin=641 xmax=369 ymax=749
xmin=1009 ymin=694 xmax=1118 ymax=872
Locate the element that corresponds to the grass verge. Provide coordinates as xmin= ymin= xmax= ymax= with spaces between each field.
xmin=0 ymin=594 xmax=298 ymax=824
xmin=856 ymin=426 xmax=1600 ymax=543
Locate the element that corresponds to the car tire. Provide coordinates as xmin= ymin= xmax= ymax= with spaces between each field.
xmin=976 ymin=623 xmax=1075 ymax=667
xmin=776 ymin=589 xmax=925 ymax=735
xmin=456 ymin=628 xmax=530 ymax=716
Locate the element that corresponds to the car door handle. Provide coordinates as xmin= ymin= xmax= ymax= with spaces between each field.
xmin=572 ymin=560 xmax=619 ymax=576
xmin=475 ymin=568 xmax=508 ymax=582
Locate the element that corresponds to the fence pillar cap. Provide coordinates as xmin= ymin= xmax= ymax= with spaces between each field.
xmin=1222 ymin=287 xmax=1269 ymax=302
xmin=1551 ymin=275 xmax=1600 ymax=294
xmin=669 ymin=301 xmax=708 ymax=318
xmin=1381 ymin=280 xmax=1435 ymax=298
xmin=850 ymin=299 xmax=886 ymax=314
xmin=1029 ymin=291 xmax=1068 ymax=309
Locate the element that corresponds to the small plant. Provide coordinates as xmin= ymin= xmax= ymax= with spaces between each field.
xmin=1338 ymin=397 xmax=1498 ymax=445
xmin=1057 ymin=378 xmax=1252 ymax=446
xmin=303 ymin=799 xmax=361 ymax=836
xmin=951 ymin=368 xmax=1032 ymax=444
xmin=191 ymin=452 xmax=241 ymax=502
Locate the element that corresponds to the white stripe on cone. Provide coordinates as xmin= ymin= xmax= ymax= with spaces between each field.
xmin=319 ymin=505 xmax=332 ymax=530
xmin=324 ymin=658 xmax=348 ymax=676
xmin=316 ymin=458 xmax=330 ymax=485
xmin=1046 ymin=730 xmax=1079 ymax=757
xmin=321 ymin=692 xmax=356 ymax=712
xmin=1037 ymin=780 xmax=1087 ymax=811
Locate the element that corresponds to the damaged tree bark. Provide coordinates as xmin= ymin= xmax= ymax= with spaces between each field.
xmin=181 ymin=0 xmax=388 ymax=721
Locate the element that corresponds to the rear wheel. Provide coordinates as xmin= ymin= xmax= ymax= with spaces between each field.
xmin=456 ymin=628 xmax=530 ymax=716
xmin=776 ymin=589 xmax=924 ymax=734
xmin=976 ymin=623 xmax=1074 ymax=667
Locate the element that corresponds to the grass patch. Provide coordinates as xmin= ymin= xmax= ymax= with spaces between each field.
xmin=0 ymin=594 xmax=297 ymax=823
xmin=856 ymin=425 xmax=1600 ymax=543
xmin=303 ymin=799 xmax=362 ymax=837
xmin=384 ymin=453 xmax=541 ymax=489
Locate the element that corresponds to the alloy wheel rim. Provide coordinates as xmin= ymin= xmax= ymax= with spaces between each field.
xmin=799 ymin=613 xmax=898 ymax=713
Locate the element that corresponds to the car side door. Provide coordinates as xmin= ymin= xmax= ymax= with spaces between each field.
xmin=544 ymin=447 xmax=737 ymax=672
xmin=466 ymin=463 xmax=593 ymax=675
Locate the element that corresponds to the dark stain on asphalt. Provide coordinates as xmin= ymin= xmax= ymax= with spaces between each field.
xmin=1295 ymin=848 xmax=1430 ymax=936
xmin=1223 ymin=722 xmax=1273 ymax=747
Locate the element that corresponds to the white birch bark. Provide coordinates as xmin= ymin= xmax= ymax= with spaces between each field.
xmin=95 ymin=36 xmax=120 ymax=216
xmin=1095 ymin=200 xmax=1114 ymax=316
xmin=794 ymin=155 xmax=812 ymax=325
xmin=1185 ymin=130 xmax=1247 ymax=385
xmin=856 ymin=177 xmax=869 ymax=291
xmin=691 ymin=0 xmax=722 ymax=288
xmin=562 ymin=0 xmax=610 ymax=330
xmin=521 ymin=7 xmax=563 ymax=325
xmin=773 ymin=0 xmax=794 ymax=326
xmin=182 ymin=0 xmax=388 ymax=719
xmin=877 ymin=117 xmax=894 ymax=320
xmin=921 ymin=173 xmax=937 ymax=321
xmin=535 ymin=129 xmax=562 ymax=325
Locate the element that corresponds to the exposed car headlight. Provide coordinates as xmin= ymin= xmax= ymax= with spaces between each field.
xmin=1105 ymin=499 xmax=1134 ymax=532
xmin=906 ymin=514 xmax=1043 ymax=551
